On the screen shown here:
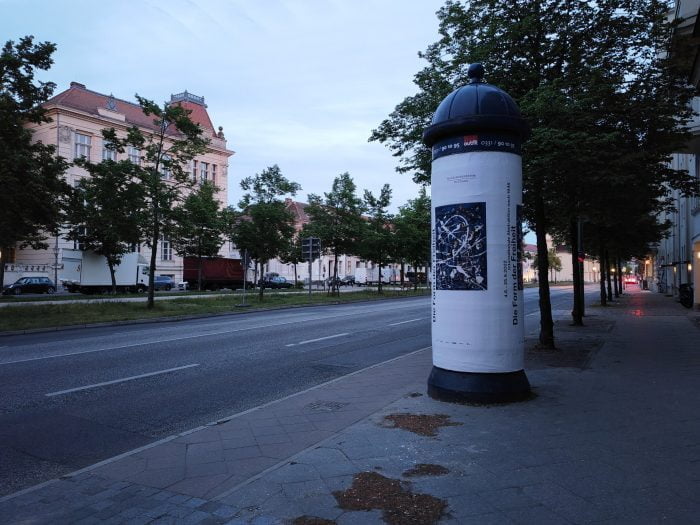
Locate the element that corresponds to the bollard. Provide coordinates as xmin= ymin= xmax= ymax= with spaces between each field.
xmin=423 ymin=63 xmax=531 ymax=403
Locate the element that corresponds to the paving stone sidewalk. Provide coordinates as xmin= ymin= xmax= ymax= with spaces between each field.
xmin=2 ymin=289 xmax=699 ymax=524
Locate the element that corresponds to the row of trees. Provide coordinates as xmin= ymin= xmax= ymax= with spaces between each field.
xmin=370 ymin=0 xmax=699 ymax=348
xmin=0 ymin=36 xmax=431 ymax=307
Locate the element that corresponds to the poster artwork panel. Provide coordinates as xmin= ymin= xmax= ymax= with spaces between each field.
xmin=435 ymin=202 xmax=487 ymax=291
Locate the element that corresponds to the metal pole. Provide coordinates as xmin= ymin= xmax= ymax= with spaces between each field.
xmin=308 ymin=244 xmax=312 ymax=299
xmin=578 ymin=217 xmax=585 ymax=317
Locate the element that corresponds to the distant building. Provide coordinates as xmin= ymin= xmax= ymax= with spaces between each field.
xmin=2 ymin=83 xmax=234 ymax=286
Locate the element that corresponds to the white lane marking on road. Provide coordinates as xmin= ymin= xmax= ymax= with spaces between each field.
xmin=388 ymin=318 xmax=424 ymax=326
xmin=1 ymin=303 xmax=430 ymax=366
xmin=45 ymin=363 xmax=200 ymax=397
xmin=285 ymin=333 xmax=349 ymax=347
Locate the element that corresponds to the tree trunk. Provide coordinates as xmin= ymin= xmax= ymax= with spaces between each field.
xmin=378 ymin=261 xmax=383 ymax=294
xmin=293 ymin=262 xmax=298 ymax=287
xmin=197 ymin=251 xmax=203 ymax=291
xmin=570 ymin=221 xmax=583 ymax=325
xmin=598 ymin=236 xmax=607 ymax=306
xmin=400 ymin=262 xmax=405 ymax=288
xmin=613 ymin=256 xmax=620 ymax=298
xmin=534 ymin=192 xmax=555 ymax=348
xmin=107 ymin=258 xmax=117 ymax=295
xmin=147 ymin=218 xmax=158 ymax=309
xmin=258 ymin=261 xmax=265 ymax=301
xmin=605 ymin=249 xmax=612 ymax=302
xmin=617 ymin=258 xmax=623 ymax=294
xmin=0 ymin=246 xmax=6 ymax=290
xmin=332 ymin=248 xmax=339 ymax=296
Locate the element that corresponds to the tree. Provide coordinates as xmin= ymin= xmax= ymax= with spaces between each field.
xmin=0 ymin=36 xmax=70 ymax=287
xmin=65 ymin=158 xmax=145 ymax=293
xmin=370 ymin=0 xmax=696 ymax=346
xmin=279 ymin=234 xmax=303 ymax=287
xmin=105 ymin=96 xmax=208 ymax=308
xmin=534 ymin=248 xmax=562 ymax=283
xmin=171 ymin=181 xmax=225 ymax=291
xmin=393 ymin=187 xmax=431 ymax=290
xmin=359 ymin=184 xmax=393 ymax=294
xmin=304 ymin=173 xmax=364 ymax=296
xmin=229 ymin=165 xmax=300 ymax=300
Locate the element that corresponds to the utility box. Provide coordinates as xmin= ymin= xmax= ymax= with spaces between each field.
xmin=422 ymin=63 xmax=530 ymax=403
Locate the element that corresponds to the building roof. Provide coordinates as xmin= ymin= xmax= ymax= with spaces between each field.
xmin=285 ymin=198 xmax=310 ymax=227
xmin=45 ymin=82 xmax=218 ymax=137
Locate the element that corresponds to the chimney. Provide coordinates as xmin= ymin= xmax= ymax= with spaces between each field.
xmin=70 ymin=81 xmax=86 ymax=89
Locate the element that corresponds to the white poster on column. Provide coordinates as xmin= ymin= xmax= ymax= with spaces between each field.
xmin=431 ymin=150 xmax=524 ymax=373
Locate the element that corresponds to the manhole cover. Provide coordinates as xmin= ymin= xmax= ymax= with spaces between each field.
xmin=305 ymin=401 xmax=349 ymax=412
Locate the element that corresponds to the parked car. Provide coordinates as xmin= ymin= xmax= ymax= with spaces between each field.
xmin=341 ymin=275 xmax=355 ymax=286
xmin=259 ymin=276 xmax=294 ymax=289
xmin=154 ymin=275 xmax=177 ymax=291
xmin=2 ymin=276 xmax=56 ymax=295
xmin=624 ymin=276 xmax=638 ymax=285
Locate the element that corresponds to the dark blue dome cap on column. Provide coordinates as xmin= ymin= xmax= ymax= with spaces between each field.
xmin=423 ymin=63 xmax=530 ymax=147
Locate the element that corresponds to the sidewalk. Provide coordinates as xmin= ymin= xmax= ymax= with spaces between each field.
xmin=1 ymin=288 xmax=699 ymax=524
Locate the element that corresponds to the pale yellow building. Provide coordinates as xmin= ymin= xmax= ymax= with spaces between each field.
xmin=3 ymin=83 xmax=234 ymax=286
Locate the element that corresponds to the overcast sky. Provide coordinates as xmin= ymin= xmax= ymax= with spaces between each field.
xmin=2 ymin=0 xmax=446 ymax=211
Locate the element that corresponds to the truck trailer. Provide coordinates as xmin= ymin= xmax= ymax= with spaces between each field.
xmin=183 ymin=256 xmax=246 ymax=290
xmin=61 ymin=250 xmax=149 ymax=294
xmin=354 ymin=267 xmax=397 ymax=286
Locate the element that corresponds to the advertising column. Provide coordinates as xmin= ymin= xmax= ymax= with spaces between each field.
xmin=423 ymin=63 xmax=530 ymax=403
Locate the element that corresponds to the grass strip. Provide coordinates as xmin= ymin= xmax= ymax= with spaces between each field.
xmin=0 ymin=288 xmax=429 ymax=332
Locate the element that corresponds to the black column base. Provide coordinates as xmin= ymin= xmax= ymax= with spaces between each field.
xmin=428 ymin=366 xmax=531 ymax=404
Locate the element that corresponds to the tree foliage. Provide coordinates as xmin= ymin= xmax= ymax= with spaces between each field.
xmin=370 ymin=0 xmax=696 ymax=344
xmin=229 ymin=165 xmax=300 ymax=300
xmin=104 ymin=97 xmax=208 ymax=307
xmin=358 ymin=184 xmax=394 ymax=294
xmin=393 ymin=187 xmax=431 ymax=289
xmin=65 ymin=158 xmax=145 ymax=293
xmin=304 ymin=172 xmax=364 ymax=295
xmin=171 ymin=181 xmax=225 ymax=291
xmin=0 ymin=36 xmax=70 ymax=287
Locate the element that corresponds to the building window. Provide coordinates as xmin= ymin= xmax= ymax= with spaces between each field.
xmin=102 ymin=140 xmax=116 ymax=161
xmin=160 ymin=154 xmax=171 ymax=179
xmin=161 ymin=237 xmax=172 ymax=261
xmin=211 ymin=164 xmax=216 ymax=184
xmin=74 ymin=226 xmax=87 ymax=251
xmin=74 ymin=133 xmax=91 ymax=160
xmin=191 ymin=160 xmax=197 ymax=180
xmin=200 ymin=162 xmax=209 ymax=182
xmin=128 ymin=146 xmax=140 ymax=164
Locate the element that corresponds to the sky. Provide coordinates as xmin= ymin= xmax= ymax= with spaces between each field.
xmin=1 ymin=0 xmax=446 ymax=212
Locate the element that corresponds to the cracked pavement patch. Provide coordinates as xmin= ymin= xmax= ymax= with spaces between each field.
xmin=380 ymin=413 xmax=462 ymax=437
xmin=332 ymin=471 xmax=447 ymax=525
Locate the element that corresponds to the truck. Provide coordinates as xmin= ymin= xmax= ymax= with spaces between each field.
xmin=354 ymin=267 xmax=398 ymax=286
xmin=183 ymin=256 xmax=246 ymax=290
xmin=60 ymin=249 xmax=149 ymax=294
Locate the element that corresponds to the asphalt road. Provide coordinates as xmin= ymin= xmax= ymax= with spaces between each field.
xmin=0 ymin=285 xmax=597 ymax=496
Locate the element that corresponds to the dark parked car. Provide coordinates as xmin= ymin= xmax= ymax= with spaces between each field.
xmin=259 ymin=276 xmax=294 ymax=289
xmin=2 ymin=276 xmax=56 ymax=295
xmin=154 ymin=276 xmax=176 ymax=291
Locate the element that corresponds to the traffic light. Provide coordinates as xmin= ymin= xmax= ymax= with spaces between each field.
xmin=301 ymin=237 xmax=321 ymax=261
